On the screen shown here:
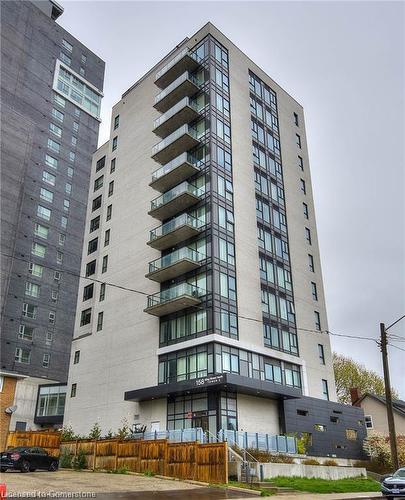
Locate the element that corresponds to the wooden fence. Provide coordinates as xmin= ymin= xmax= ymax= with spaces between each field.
xmin=6 ymin=430 xmax=61 ymax=457
xmin=60 ymin=438 xmax=228 ymax=484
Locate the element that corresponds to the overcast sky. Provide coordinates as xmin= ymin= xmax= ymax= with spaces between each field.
xmin=58 ymin=1 xmax=405 ymax=397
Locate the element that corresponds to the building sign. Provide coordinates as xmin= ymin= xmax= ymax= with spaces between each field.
xmin=195 ymin=375 xmax=224 ymax=387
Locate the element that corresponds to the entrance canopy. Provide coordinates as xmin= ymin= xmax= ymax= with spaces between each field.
xmin=124 ymin=373 xmax=301 ymax=402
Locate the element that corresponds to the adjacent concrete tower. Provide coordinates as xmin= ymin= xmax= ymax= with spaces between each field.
xmin=0 ymin=0 xmax=105 ymax=430
xmin=64 ymin=23 xmax=365 ymax=458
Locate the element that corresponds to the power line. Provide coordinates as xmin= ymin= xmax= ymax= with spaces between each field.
xmin=388 ymin=343 xmax=405 ymax=353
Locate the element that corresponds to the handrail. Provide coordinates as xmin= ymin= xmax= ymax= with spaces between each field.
xmin=155 ymin=72 xmax=200 ymax=104
xmin=150 ymin=181 xmax=204 ymax=210
xmin=152 ymin=124 xmax=197 ymax=156
xmin=155 ymin=48 xmax=202 ymax=82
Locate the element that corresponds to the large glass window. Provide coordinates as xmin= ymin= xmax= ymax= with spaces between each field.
xmin=36 ymin=386 xmax=66 ymax=416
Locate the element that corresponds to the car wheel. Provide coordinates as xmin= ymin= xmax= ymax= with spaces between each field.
xmin=20 ymin=460 xmax=30 ymax=473
xmin=48 ymin=461 xmax=58 ymax=472
xmin=29 ymin=468 xmax=36 ymax=472
xmin=0 ymin=468 xmax=7 ymax=472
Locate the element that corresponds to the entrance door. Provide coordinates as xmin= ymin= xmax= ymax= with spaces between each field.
xmin=192 ymin=415 xmax=209 ymax=432
xmin=150 ymin=421 xmax=160 ymax=432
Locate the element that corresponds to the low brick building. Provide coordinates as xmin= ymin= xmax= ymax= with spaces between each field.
xmin=0 ymin=372 xmax=25 ymax=449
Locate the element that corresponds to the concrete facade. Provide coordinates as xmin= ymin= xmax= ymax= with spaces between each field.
xmin=0 ymin=1 xmax=104 ymax=430
xmin=64 ymin=23 xmax=358 ymax=457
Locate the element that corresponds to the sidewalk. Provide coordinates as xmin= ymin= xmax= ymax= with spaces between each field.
xmin=259 ymin=493 xmax=382 ymax=500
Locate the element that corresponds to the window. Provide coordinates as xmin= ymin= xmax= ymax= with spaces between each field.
xmin=74 ymin=109 xmax=80 ymax=119
xmin=42 ymin=353 xmax=50 ymax=368
xmin=305 ymin=227 xmax=312 ymax=245
xmin=314 ymin=311 xmax=321 ymax=331
xmin=112 ymin=136 xmax=118 ymax=151
xmin=74 ymin=350 xmax=80 ymax=364
xmin=18 ymin=325 xmax=34 ymax=341
xmin=330 ymin=415 xmax=339 ymax=423
xmin=104 ymin=229 xmax=110 ymax=246
xmin=53 ymin=94 xmax=66 ymax=108
xmin=73 ymin=122 xmax=79 ymax=133
xmin=69 ymin=151 xmax=75 ymax=162
xmin=219 ymin=273 xmax=236 ymax=300
xmin=217 ymin=175 xmax=233 ymax=201
xmin=60 ymin=51 xmax=71 ymax=65
xmin=86 ymin=260 xmax=96 ymax=277
xmin=298 ymin=155 xmax=304 ymax=170
xmin=83 ymin=283 xmax=94 ymax=301
xmin=32 ymin=242 xmax=46 ymax=258
xmin=56 ymin=251 xmax=63 ymax=264
xmin=51 ymin=290 xmax=58 ymax=302
xmin=311 ymin=282 xmax=318 ymax=301
xmin=96 ymin=156 xmax=105 ymax=172
xmin=47 ymin=138 xmax=60 ymax=153
xmin=216 ymin=145 xmax=232 ymax=172
xmin=106 ymin=205 xmax=112 ymax=221
xmin=99 ymin=283 xmax=106 ymax=301
xmin=297 ymin=409 xmax=308 ymax=416
xmin=46 ymin=331 xmax=53 ymax=344
xmin=113 ymin=115 xmax=120 ymax=129
xmin=71 ymin=136 xmax=77 ymax=147
xmin=365 ymin=415 xmax=373 ymax=429
xmin=294 ymin=112 xmax=299 ymax=126
xmin=80 ymin=308 xmax=91 ymax=326
xmin=15 ymin=348 xmax=31 ymax=364
xmin=346 ymin=429 xmax=357 ymax=440
xmin=219 ymin=310 xmax=237 ymax=336
xmin=70 ymin=384 xmax=77 ymax=397
xmin=42 ymin=171 xmax=56 ymax=186
xmin=308 ymin=254 xmax=314 ymax=272
xmin=218 ymin=206 xmax=234 ymax=232
xmin=102 ymin=255 xmax=108 ymax=273
xmin=110 ymin=158 xmax=116 ymax=173
xmin=314 ymin=424 xmax=326 ymax=432
xmin=322 ymin=379 xmax=329 ymax=400
xmin=61 ymin=216 xmax=68 ymax=229
xmin=94 ymin=176 xmax=103 ymax=191
xmin=37 ymin=205 xmax=51 ymax=221
xmin=303 ymin=202 xmax=308 ymax=219
xmin=214 ymin=117 xmax=231 ymax=143
xmin=51 ymin=108 xmax=64 ymax=122
xmin=79 ymin=67 xmax=85 ymax=77
xmin=62 ymin=39 xmax=73 ymax=52
xmin=22 ymin=303 xmax=37 ymax=319
xmin=40 ymin=188 xmax=53 ymax=203
xmin=34 ymin=223 xmax=49 ymax=239
xmin=219 ymin=238 xmax=235 ymax=265
xmin=67 ymin=167 xmax=74 ymax=178
xmin=54 ymin=271 xmax=61 ymax=281
xmin=88 ymin=237 xmax=98 ymax=254
xmin=81 ymin=54 xmax=87 ymax=64
xmin=296 ymin=133 xmax=301 ymax=148
xmin=318 ymin=344 xmax=325 ymax=364
xmin=49 ymin=310 xmax=56 ymax=324
xmin=45 ymin=154 xmax=58 ymax=169
xmin=92 ymin=196 xmax=102 ymax=211
xmin=29 ymin=263 xmax=43 ymax=278
xmin=64 ymin=184 xmax=72 ymax=196
xmin=96 ymin=312 xmax=104 ymax=331
xmin=90 ymin=216 xmax=100 ymax=232
xmin=214 ymin=67 xmax=229 ymax=91
xmin=300 ymin=179 xmax=306 ymax=194
xmin=214 ymin=93 xmax=230 ymax=116
xmin=49 ymin=122 xmax=62 ymax=138
xmin=108 ymin=181 xmax=114 ymax=196
xmin=58 ymin=234 xmax=65 ymax=246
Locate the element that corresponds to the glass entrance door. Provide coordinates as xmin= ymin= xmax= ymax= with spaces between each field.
xmin=192 ymin=415 xmax=209 ymax=431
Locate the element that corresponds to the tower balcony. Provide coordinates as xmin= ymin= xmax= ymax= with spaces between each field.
xmin=151 ymin=125 xmax=199 ymax=165
xmin=148 ymin=181 xmax=204 ymax=221
xmin=144 ymin=283 xmax=205 ymax=317
xmin=153 ymin=97 xmax=199 ymax=138
xmin=155 ymin=48 xmax=201 ymax=89
xmin=148 ymin=213 xmax=204 ymax=251
xmin=154 ymin=72 xmax=200 ymax=113
xmin=149 ymin=153 xmax=201 ymax=193
xmin=146 ymin=247 xmax=203 ymax=283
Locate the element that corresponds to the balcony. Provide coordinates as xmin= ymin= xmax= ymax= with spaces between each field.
xmin=151 ymin=124 xmax=199 ymax=165
xmin=153 ymin=97 xmax=199 ymax=138
xmin=148 ymin=182 xmax=203 ymax=221
xmin=148 ymin=213 xmax=204 ymax=251
xmin=149 ymin=153 xmax=201 ymax=193
xmin=155 ymin=49 xmax=201 ymax=89
xmin=154 ymin=72 xmax=200 ymax=113
xmin=146 ymin=247 xmax=203 ymax=282
xmin=144 ymin=283 xmax=205 ymax=316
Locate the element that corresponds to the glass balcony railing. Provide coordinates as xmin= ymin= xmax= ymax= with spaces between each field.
xmin=151 ymin=153 xmax=198 ymax=183
xmin=155 ymin=49 xmax=202 ymax=86
xmin=148 ymin=247 xmax=204 ymax=274
xmin=155 ymin=72 xmax=200 ymax=106
xmin=152 ymin=124 xmax=197 ymax=157
xmin=154 ymin=97 xmax=198 ymax=130
xmin=146 ymin=283 xmax=205 ymax=309
xmin=150 ymin=181 xmax=204 ymax=211
xmin=149 ymin=213 xmax=204 ymax=242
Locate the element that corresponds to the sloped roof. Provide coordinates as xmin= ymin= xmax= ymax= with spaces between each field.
xmin=356 ymin=393 xmax=405 ymax=417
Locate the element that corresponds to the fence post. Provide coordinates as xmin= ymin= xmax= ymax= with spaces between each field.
xmin=114 ymin=439 xmax=119 ymax=471
xmin=75 ymin=439 xmax=78 ymax=461
xmin=93 ymin=439 xmax=97 ymax=471
xmin=224 ymin=441 xmax=228 ymax=484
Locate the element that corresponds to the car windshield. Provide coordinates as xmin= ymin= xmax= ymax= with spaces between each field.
xmin=393 ymin=469 xmax=405 ymax=478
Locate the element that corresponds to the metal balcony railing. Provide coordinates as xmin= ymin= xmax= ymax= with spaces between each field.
xmin=146 ymin=283 xmax=205 ymax=309
xmin=149 ymin=213 xmax=204 ymax=242
xmin=148 ymin=247 xmax=203 ymax=274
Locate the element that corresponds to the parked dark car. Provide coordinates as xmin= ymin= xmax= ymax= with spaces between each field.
xmin=381 ymin=467 xmax=405 ymax=498
xmin=0 ymin=447 xmax=58 ymax=472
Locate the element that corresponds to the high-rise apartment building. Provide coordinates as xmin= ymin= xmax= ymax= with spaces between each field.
xmin=64 ymin=23 xmax=365 ymax=458
xmin=0 ymin=0 xmax=105 ymax=430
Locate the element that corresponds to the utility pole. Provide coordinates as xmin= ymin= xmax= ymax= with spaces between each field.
xmin=380 ymin=322 xmax=399 ymax=471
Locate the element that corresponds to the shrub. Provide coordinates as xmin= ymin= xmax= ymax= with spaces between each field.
xmin=244 ymin=449 xmax=294 ymax=463
xmin=59 ymin=449 xmax=72 ymax=468
xmin=111 ymin=466 xmax=129 ymax=474
xmin=60 ymin=425 xmax=77 ymax=442
xmin=88 ymin=422 xmax=102 ymax=440
xmin=144 ymin=470 xmax=155 ymax=477
xmin=104 ymin=429 xmax=114 ymax=439
xmin=302 ymin=458 xmax=320 ymax=465
xmin=363 ymin=433 xmax=405 ymax=474
xmin=72 ymin=449 xmax=87 ymax=470
xmin=115 ymin=418 xmax=131 ymax=440
xmin=323 ymin=459 xmax=338 ymax=466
